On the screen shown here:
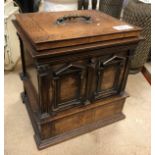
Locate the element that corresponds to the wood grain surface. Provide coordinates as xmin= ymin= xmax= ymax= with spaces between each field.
xmin=15 ymin=10 xmax=141 ymax=51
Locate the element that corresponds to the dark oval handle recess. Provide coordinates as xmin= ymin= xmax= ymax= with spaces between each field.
xmin=56 ymin=15 xmax=92 ymax=25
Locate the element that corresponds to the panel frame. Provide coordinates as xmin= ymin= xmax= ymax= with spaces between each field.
xmin=94 ymin=55 xmax=126 ymax=100
xmin=51 ymin=63 xmax=88 ymax=113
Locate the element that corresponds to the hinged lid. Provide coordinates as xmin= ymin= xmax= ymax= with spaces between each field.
xmin=15 ymin=10 xmax=141 ymax=51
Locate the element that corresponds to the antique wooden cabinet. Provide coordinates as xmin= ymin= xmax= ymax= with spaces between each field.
xmin=14 ymin=10 xmax=142 ymax=149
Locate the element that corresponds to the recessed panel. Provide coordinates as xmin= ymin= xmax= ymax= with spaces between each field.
xmin=59 ymin=73 xmax=79 ymax=103
xmin=100 ymin=65 xmax=116 ymax=90
xmin=25 ymin=48 xmax=38 ymax=94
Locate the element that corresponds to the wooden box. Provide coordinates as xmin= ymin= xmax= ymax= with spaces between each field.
xmin=13 ymin=10 xmax=142 ymax=149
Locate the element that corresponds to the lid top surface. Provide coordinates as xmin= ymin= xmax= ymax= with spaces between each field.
xmin=16 ymin=10 xmax=140 ymax=44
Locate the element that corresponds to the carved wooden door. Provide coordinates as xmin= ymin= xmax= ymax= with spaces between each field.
xmin=93 ymin=54 xmax=127 ymax=100
xmin=51 ymin=62 xmax=88 ymax=113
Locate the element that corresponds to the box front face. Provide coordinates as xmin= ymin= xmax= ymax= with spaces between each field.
xmin=35 ymin=46 xmax=130 ymax=116
xmin=53 ymin=99 xmax=124 ymax=135
xmin=40 ymin=98 xmax=125 ymax=139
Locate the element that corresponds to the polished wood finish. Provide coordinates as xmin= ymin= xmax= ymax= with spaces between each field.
xmin=14 ymin=10 xmax=142 ymax=150
xmin=15 ymin=10 xmax=141 ymax=51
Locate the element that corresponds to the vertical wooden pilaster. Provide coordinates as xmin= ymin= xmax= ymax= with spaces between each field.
xmin=37 ymin=64 xmax=51 ymax=118
xmin=86 ymin=58 xmax=97 ymax=102
xmin=120 ymin=49 xmax=134 ymax=92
